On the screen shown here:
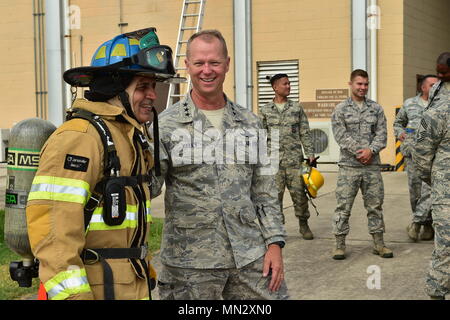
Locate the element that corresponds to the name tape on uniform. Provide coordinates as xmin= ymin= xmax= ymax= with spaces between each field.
xmin=64 ymin=154 xmax=90 ymax=172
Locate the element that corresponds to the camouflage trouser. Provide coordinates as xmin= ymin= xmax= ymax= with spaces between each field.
xmin=405 ymin=157 xmax=432 ymax=224
xmin=157 ymin=256 xmax=289 ymax=300
xmin=275 ymin=166 xmax=310 ymax=222
xmin=425 ymin=204 xmax=450 ymax=297
xmin=333 ymin=166 xmax=385 ymax=236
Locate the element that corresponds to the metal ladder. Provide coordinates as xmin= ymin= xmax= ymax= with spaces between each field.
xmin=166 ymin=0 xmax=206 ymax=109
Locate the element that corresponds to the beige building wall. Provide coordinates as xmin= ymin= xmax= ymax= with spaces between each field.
xmin=403 ymin=0 xmax=450 ymax=97
xmin=68 ymin=0 xmax=235 ymax=106
xmin=1 ymin=0 xmax=448 ymax=166
xmin=252 ymin=0 xmax=351 ymax=106
xmin=252 ymin=0 xmax=405 ymax=165
xmin=0 ymin=0 xmax=36 ymax=129
xmin=377 ymin=0 xmax=404 ymax=165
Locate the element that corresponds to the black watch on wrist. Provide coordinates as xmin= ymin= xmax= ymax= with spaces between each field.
xmin=270 ymin=241 xmax=285 ymax=249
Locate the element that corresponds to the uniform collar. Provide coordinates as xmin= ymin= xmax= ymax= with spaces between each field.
xmin=269 ymin=98 xmax=292 ymax=112
xmin=443 ymin=81 xmax=450 ymax=92
xmin=347 ymin=97 xmax=374 ymax=110
xmin=415 ymin=94 xmax=428 ymax=106
xmin=176 ymin=92 xmax=244 ymax=124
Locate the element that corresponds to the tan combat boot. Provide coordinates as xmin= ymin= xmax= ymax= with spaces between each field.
xmin=332 ymin=235 xmax=346 ymax=260
xmin=372 ymin=233 xmax=393 ymax=258
xmin=406 ymin=222 xmax=421 ymax=241
xmin=299 ymin=220 xmax=314 ymax=240
xmin=420 ymin=223 xmax=434 ymax=241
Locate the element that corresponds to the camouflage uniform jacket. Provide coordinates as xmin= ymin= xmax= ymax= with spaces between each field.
xmin=413 ymin=81 xmax=450 ymax=204
xmin=152 ymin=93 xmax=286 ymax=269
xmin=331 ymin=97 xmax=387 ymax=168
xmin=258 ymin=99 xmax=314 ymax=167
xmin=393 ymin=94 xmax=428 ymax=157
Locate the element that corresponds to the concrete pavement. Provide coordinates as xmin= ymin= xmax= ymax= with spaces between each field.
xmin=150 ymin=164 xmax=435 ymax=300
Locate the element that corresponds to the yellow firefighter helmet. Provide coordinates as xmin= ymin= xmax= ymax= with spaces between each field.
xmin=302 ymin=166 xmax=324 ymax=198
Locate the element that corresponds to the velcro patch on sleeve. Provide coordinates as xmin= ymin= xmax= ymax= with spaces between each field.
xmin=64 ymin=154 xmax=90 ymax=172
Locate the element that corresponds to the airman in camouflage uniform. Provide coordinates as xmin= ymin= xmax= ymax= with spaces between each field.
xmin=413 ymin=52 xmax=450 ymax=300
xmin=393 ymin=75 xmax=438 ymax=241
xmin=258 ymin=74 xmax=315 ymax=240
xmin=151 ymin=30 xmax=288 ymax=300
xmin=331 ymin=69 xmax=393 ymax=260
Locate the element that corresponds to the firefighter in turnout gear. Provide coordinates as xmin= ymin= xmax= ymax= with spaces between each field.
xmin=26 ymin=28 xmax=178 ymax=300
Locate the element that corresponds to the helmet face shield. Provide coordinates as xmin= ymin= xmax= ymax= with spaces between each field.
xmin=130 ymin=45 xmax=175 ymax=74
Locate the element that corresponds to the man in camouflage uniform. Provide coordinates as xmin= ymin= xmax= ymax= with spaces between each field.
xmin=258 ymin=74 xmax=315 ymax=240
xmin=413 ymin=52 xmax=450 ymax=300
xmin=151 ymin=30 xmax=288 ymax=300
xmin=330 ymin=69 xmax=393 ymax=260
xmin=394 ymin=75 xmax=438 ymax=241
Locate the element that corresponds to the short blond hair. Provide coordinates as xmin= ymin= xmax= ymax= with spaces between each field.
xmin=186 ymin=29 xmax=228 ymax=58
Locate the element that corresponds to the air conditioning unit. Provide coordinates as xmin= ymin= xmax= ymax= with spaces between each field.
xmin=0 ymin=128 xmax=10 ymax=162
xmin=308 ymin=121 xmax=339 ymax=163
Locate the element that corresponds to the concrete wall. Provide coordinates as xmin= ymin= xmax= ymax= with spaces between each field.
xmin=0 ymin=0 xmax=37 ymax=129
xmin=252 ymin=0 xmax=351 ymax=108
xmin=252 ymin=0 xmax=406 ymax=165
xmin=68 ymin=0 xmax=235 ymax=106
xmin=377 ymin=0 xmax=404 ymax=165
xmin=1 ymin=0 xmax=449 ymax=165
xmin=403 ymin=0 xmax=450 ymax=98
xmin=0 ymin=0 xmax=234 ymax=130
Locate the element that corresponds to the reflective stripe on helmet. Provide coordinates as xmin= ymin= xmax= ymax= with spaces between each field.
xmin=129 ymin=38 xmax=140 ymax=46
xmin=44 ymin=268 xmax=91 ymax=300
xmin=91 ymin=34 xmax=140 ymax=67
xmin=28 ymin=176 xmax=91 ymax=205
xmin=94 ymin=45 xmax=107 ymax=60
xmin=111 ymin=43 xmax=127 ymax=57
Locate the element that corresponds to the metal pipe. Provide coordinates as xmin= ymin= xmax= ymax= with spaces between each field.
xmin=37 ymin=0 xmax=44 ymax=118
xmin=368 ymin=0 xmax=378 ymax=101
xmin=119 ymin=0 xmax=125 ymax=33
xmin=233 ymin=0 xmax=252 ymax=110
xmin=45 ymin=0 xmax=66 ymax=126
xmin=39 ymin=0 xmax=47 ymax=119
xmin=32 ymin=0 xmax=39 ymax=117
xmin=351 ymin=0 xmax=367 ymax=71
xmin=79 ymin=35 xmax=83 ymax=66
xmin=245 ymin=0 xmax=253 ymax=111
xmin=63 ymin=0 xmax=72 ymax=109
xmin=80 ymin=35 xmax=84 ymax=98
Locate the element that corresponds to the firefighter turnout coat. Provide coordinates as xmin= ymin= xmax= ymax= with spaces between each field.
xmin=26 ymin=99 xmax=154 ymax=300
